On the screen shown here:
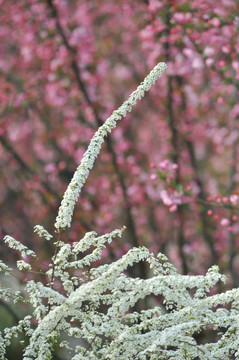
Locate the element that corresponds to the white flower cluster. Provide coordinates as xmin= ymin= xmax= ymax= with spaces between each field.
xmin=46 ymin=227 xmax=126 ymax=296
xmin=3 ymin=316 xmax=33 ymax=346
xmin=55 ymin=63 xmax=167 ymax=230
xmin=17 ymin=260 xmax=32 ymax=271
xmin=0 ymin=260 xmax=12 ymax=275
xmin=1 ymin=240 xmax=239 ymax=359
xmin=34 ymin=225 xmax=53 ymax=241
xmin=26 ymin=280 xmax=65 ymax=321
xmin=0 ymin=287 xmax=23 ymax=304
xmin=4 ymin=235 xmax=36 ymax=258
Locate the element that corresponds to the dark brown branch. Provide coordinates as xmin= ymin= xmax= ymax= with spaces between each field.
xmin=186 ymin=139 xmax=218 ymax=265
xmin=227 ymin=115 xmax=239 ymax=287
xmin=0 ymin=134 xmax=92 ymax=232
xmin=174 ymin=75 xmax=219 ymax=266
xmin=164 ymin=4 xmax=188 ymax=274
xmin=0 ymin=135 xmax=33 ymax=175
xmin=0 ymin=135 xmax=59 ymax=202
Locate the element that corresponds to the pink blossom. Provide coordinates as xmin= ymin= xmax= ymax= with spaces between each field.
xmin=205 ymin=58 xmax=214 ymax=67
xmin=169 ymin=204 xmax=177 ymax=212
xmin=232 ymin=61 xmax=239 ymax=71
xmin=150 ymin=174 xmax=157 ymax=181
xmin=159 ymin=159 xmax=169 ymax=169
xmin=160 ymin=190 xmax=173 ymax=206
xmin=44 ymin=163 xmax=56 ymax=174
xmin=192 ymin=57 xmax=204 ymax=69
xmin=230 ymin=194 xmax=238 ymax=204
xmin=217 ymin=97 xmax=224 ymax=104
xmin=183 ymin=48 xmax=194 ymax=58
xmin=220 ymin=218 xmax=230 ymax=226
xmin=210 ymin=18 xmax=221 ymax=27
xmin=222 ymin=45 xmax=231 ymax=54
xmin=204 ymin=47 xmax=215 ymax=57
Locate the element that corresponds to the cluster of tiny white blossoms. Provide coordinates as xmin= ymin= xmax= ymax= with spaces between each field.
xmin=3 ymin=235 xmax=36 ymax=258
xmin=1 ymin=62 xmax=239 ymax=360
xmin=2 ymin=236 xmax=239 ymax=359
xmin=55 ymin=62 xmax=167 ymax=230
xmin=33 ymin=225 xmax=53 ymax=241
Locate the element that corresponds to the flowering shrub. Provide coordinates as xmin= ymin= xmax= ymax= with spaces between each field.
xmin=1 ymin=63 xmax=239 ymax=360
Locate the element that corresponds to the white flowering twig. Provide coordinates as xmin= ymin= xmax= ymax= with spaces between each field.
xmin=34 ymin=225 xmax=53 ymax=241
xmin=55 ymin=62 xmax=167 ymax=230
xmin=0 ymin=260 xmax=12 ymax=275
xmin=4 ymin=236 xmax=36 ymax=259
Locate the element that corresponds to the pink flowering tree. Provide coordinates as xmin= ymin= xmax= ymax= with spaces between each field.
xmin=0 ymin=0 xmax=239 ymax=287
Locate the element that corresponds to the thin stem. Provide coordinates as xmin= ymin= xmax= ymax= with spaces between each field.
xmin=82 ymin=334 xmax=97 ymax=357
xmin=49 ymin=232 xmax=62 ymax=289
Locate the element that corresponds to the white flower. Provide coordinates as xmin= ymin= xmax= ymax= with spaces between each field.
xmin=55 ymin=63 xmax=167 ymax=230
xmin=4 ymin=235 xmax=36 ymax=258
xmin=34 ymin=225 xmax=53 ymax=241
xmin=0 ymin=260 xmax=12 ymax=274
xmin=17 ymin=260 xmax=32 ymax=271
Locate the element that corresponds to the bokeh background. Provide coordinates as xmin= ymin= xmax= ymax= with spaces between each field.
xmin=0 ymin=0 xmax=239 ymax=357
